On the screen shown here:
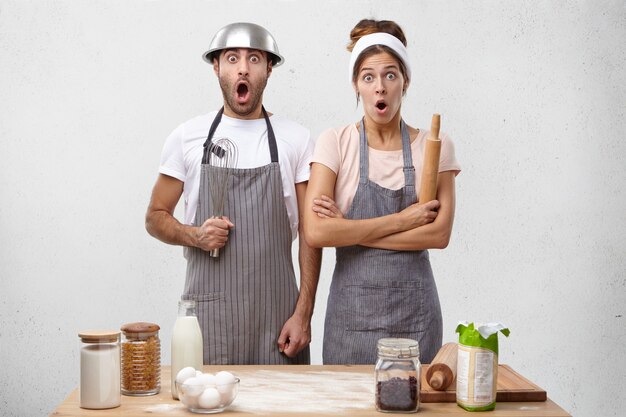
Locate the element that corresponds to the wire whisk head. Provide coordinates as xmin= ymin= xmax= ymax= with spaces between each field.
xmin=207 ymin=137 xmax=238 ymax=218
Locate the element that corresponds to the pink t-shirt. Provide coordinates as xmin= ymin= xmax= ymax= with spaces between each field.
xmin=312 ymin=123 xmax=461 ymax=214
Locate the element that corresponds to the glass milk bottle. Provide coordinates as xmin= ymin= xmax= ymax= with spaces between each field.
xmin=78 ymin=330 xmax=121 ymax=409
xmin=171 ymin=299 xmax=203 ymax=399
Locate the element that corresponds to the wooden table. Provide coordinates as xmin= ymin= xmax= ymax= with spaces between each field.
xmin=50 ymin=365 xmax=572 ymax=416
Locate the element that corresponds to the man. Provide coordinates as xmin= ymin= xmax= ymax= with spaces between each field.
xmin=146 ymin=22 xmax=321 ymax=364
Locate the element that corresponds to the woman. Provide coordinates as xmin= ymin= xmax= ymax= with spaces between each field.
xmin=304 ymin=19 xmax=461 ymax=365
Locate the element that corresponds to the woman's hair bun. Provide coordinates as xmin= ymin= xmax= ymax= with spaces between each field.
xmin=347 ymin=19 xmax=407 ymax=52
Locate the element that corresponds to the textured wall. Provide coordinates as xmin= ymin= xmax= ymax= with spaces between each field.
xmin=1 ymin=1 xmax=624 ymax=416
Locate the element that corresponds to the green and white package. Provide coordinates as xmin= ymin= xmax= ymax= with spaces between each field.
xmin=455 ymin=322 xmax=510 ymax=412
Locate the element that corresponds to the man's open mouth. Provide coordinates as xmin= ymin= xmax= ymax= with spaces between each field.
xmin=236 ymin=82 xmax=249 ymax=101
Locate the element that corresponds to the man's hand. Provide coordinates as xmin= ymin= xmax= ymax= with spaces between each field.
xmin=194 ymin=216 xmax=235 ymax=251
xmin=277 ymin=313 xmax=311 ymax=358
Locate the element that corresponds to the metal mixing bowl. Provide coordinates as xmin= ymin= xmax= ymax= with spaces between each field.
xmin=202 ymin=22 xmax=284 ymax=66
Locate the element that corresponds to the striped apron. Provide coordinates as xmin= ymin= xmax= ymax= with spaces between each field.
xmin=323 ymin=119 xmax=443 ymax=365
xmin=183 ymin=107 xmax=310 ymax=365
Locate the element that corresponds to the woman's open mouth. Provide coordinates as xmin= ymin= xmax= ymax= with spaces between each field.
xmin=375 ymin=100 xmax=388 ymax=113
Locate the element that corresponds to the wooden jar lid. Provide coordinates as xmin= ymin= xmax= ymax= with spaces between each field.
xmin=120 ymin=322 xmax=160 ymax=334
xmin=78 ymin=330 xmax=120 ymax=343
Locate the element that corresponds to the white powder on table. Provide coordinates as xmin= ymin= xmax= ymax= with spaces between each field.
xmin=229 ymin=370 xmax=375 ymax=414
xmin=144 ymin=403 xmax=183 ymax=413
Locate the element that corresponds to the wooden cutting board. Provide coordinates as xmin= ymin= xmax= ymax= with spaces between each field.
xmin=421 ymin=364 xmax=547 ymax=402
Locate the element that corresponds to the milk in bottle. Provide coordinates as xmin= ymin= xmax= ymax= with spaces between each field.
xmin=171 ymin=300 xmax=203 ymax=399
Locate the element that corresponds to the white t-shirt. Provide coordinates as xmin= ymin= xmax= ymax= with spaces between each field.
xmin=159 ymin=111 xmax=313 ymax=240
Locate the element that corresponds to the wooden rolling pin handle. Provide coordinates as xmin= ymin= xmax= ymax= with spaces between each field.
xmin=418 ymin=114 xmax=442 ymax=203
xmin=429 ymin=370 xmax=446 ymax=390
xmin=429 ymin=113 xmax=441 ymax=141
xmin=426 ymin=363 xmax=455 ymax=391
xmin=425 ymin=342 xmax=458 ymax=391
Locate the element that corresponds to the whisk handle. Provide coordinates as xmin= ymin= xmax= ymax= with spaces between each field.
xmin=209 ymin=248 xmax=220 ymax=258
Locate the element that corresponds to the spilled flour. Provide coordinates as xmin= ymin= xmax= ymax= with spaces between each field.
xmin=229 ymin=369 xmax=375 ymax=414
xmin=144 ymin=403 xmax=184 ymax=413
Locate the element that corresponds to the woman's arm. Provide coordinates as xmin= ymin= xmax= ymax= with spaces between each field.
xmin=303 ymin=163 xmax=439 ymax=248
xmin=362 ymin=171 xmax=456 ymax=250
xmin=310 ymin=170 xmax=456 ymax=251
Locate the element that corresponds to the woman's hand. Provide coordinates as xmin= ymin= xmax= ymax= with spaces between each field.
xmin=312 ymin=195 xmax=344 ymax=219
xmin=397 ymin=200 xmax=440 ymax=231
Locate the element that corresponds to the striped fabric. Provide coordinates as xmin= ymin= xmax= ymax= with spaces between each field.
xmin=183 ymin=111 xmax=309 ymax=365
xmin=322 ymin=119 xmax=443 ymax=365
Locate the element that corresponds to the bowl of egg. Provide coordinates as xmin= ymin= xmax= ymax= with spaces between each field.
xmin=175 ymin=367 xmax=239 ymax=413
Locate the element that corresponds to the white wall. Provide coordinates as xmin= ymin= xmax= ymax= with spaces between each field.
xmin=1 ymin=1 xmax=624 ymax=416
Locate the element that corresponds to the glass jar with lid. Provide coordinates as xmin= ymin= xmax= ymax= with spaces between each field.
xmin=375 ymin=338 xmax=420 ymax=413
xmin=78 ymin=330 xmax=121 ymax=409
xmin=120 ymin=322 xmax=161 ymax=396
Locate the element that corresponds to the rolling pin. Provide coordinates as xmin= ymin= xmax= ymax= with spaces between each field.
xmin=418 ymin=114 xmax=442 ymax=203
xmin=426 ymin=342 xmax=458 ymax=391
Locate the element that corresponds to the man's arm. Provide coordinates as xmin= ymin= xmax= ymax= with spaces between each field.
xmin=277 ymin=181 xmax=322 ymax=357
xmin=145 ymin=173 xmax=233 ymax=251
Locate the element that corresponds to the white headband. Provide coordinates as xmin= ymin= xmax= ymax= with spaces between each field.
xmin=349 ymin=32 xmax=411 ymax=83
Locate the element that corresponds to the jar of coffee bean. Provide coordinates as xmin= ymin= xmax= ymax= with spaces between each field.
xmin=375 ymin=338 xmax=420 ymax=413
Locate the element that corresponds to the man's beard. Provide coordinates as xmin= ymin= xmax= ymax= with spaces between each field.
xmin=219 ymin=75 xmax=268 ymax=118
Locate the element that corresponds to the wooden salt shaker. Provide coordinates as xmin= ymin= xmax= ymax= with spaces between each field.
xmin=426 ymin=342 xmax=458 ymax=390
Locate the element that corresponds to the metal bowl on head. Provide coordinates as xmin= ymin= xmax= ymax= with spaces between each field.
xmin=176 ymin=378 xmax=239 ymax=414
xmin=202 ymin=22 xmax=284 ymax=66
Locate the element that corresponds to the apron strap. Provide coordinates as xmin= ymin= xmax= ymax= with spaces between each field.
xmin=358 ymin=118 xmax=415 ymax=186
xmin=262 ymin=107 xmax=279 ymax=163
xmin=358 ymin=118 xmax=369 ymax=184
xmin=400 ymin=119 xmax=415 ymax=187
xmin=202 ymin=107 xmax=225 ymax=164
xmin=202 ymin=106 xmax=278 ymax=164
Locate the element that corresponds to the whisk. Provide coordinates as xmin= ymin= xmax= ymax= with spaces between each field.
xmin=206 ymin=137 xmax=238 ymax=258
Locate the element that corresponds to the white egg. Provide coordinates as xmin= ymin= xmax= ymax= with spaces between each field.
xmin=196 ymin=372 xmax=216 ymax=386
xmin=215 ymin=371 xmax=236 ymax=396
xmin=182 ymin=394 xmax=199 ymax=409
xmin=196 ymin=370 xmax=203 ymax=377
xmin=215 ymin=371 xmax=236 ymax=386
xmin=216 ymin=382 xmax=233 ymax=396
xmin=198 ymin=387 xmax=221 ymax=409
xmin=181 ymin=376 xmax=205 ymax=398
xmin=219 ymin=386 xmax=235 ymax=404
xmin=176 ymin=366 xmax=198 ymax=385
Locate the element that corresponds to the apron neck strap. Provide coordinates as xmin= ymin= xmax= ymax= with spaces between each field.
xmin=400 ymin=120 xmax=415 ymax=187
xmin=202 ymin=106 xmax=278 ymax=164
xmin=358 ymin=119 xmax=369 ymax=184
xmin=358 ymin=118 xmax=415 ymax=186
xmin=262 ymin=107 xmax=279 ymax=163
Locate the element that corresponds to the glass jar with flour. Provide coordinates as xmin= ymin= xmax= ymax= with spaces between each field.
xmin=78 ymin=330 xmax=121 ymax=409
